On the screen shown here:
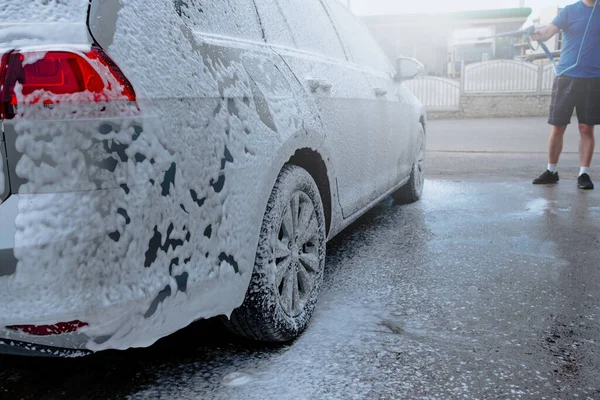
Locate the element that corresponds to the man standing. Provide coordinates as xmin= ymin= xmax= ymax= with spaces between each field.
xmin=531 ymin=0 xmax=600 ymax=190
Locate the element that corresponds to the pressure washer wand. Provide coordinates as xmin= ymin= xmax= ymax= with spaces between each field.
xmin=474 ymin=0 xmax=596 ymax=75
xmin=476 ymin=25 xmax=554 ymax=67
xmin=477 ymin=25 xmax=538 ymax=41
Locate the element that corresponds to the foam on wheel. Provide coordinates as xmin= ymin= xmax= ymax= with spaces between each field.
xmin=224 ymin=165 xmax=326 ymax=342
xmin=392 ymin=125 xmax=425 ymax=204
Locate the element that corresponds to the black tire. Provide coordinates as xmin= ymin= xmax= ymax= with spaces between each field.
xmin=223 ymin=165 xmax=326 ymax=342
xmin=392 ymin=126 xmax=425 ymax=204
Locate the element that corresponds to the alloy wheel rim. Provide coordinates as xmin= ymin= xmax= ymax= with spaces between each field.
xmin=273 ymin=191 xmax=320 ymax=317
xmin=415 ymin=134 xmax=425 ymax=189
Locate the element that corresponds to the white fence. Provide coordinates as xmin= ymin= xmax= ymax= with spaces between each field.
xmin=403 ymin=77 xmax=460 ymax=111
xmin=407 ymin=60 xmax=557 ymax=111
xmin=464 ymin=60 xmax=539 ymax=93
xmin=541 ymin=63 xmax=556 ymax=93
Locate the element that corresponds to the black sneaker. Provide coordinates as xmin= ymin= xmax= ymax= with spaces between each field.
xmin=578 ymin=173 xmax=594 ymax=190
xmin=533 ymin=170 xmax=559 ymax=185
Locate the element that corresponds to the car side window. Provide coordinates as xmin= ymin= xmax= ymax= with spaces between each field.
xmin=89 ymin=0 xmax=122 ymax=49
xmin=257 ymin=0 xmax=346 ymax=60
xmin=326 ymin=0 xmax=394 ymax=75
xmin=251 ymin=0 xmax=295 ymax=48
xmin=174 ymin=0 xmax=264 ymax=41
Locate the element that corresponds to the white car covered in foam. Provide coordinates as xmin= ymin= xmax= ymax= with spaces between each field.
xmin=0 ymin=0 xmax=426 ymax=356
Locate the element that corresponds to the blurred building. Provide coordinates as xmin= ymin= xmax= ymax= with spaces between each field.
xmin=362 ymin=8 xmax=532 ymax=77
xmin=515 ymin=7 xmax=563 ymax=61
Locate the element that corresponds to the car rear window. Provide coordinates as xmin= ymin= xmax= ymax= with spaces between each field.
xmin=0 ymin=0 xmax=90 ymax=49
xmin=0 ymin=0 xmax=89 ymax=23
xmin=326 ymin=0 xmax=393 ymax=74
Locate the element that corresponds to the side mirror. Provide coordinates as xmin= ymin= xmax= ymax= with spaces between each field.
xmin=394 ymin=57 xmax=424 ymax=82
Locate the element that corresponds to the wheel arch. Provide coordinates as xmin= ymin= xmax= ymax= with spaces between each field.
xmin=262 ymin=129 xmax=335 ymax=238
xmin=287 ymin=148 xmax=332 ymax=236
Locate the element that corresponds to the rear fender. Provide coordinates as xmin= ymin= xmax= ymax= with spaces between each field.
xmin=257 ymin=128 xmax=338 ymax=237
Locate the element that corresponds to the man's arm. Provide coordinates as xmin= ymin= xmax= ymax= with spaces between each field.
xmin=531 ymin=24 xmax=560 ymax=42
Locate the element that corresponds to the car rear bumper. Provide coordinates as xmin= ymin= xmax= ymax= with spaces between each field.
xmin=0 ymin=194 xmax=92 ymax=354
xmin=0 ymin=102 xmax=268 ymax=354
xmin=0 ymin=180 xmax=256 ymax=351
xmin=0 ymin=337 xmax=92 ymax=358
xmin=0 ymin=195 xmax=18 ymax=278
xmin=0 ymin=159 xmax=264 ymax=353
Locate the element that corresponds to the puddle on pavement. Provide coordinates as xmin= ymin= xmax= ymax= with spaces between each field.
xmin=524 ymin=197 xmax=565 ymax=216
xmin=373 ymin=311 xmax=471 ymax=350
xmin=222 ymin=371 xmax=255 ymax=387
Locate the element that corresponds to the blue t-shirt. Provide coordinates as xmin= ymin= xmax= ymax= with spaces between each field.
xmin=552 ymin=1 xmax=600 ymax=78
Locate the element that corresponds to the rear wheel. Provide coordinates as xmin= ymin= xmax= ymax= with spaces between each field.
xmin=392 ymin=126 xmax=425 ymax=204
xmin=224 ymin=165 xmax=326 ymax=342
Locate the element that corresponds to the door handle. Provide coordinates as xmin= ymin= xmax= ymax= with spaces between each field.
xmin=374 ymin=87 xmax=388 ymax=97
xmin=307 ymin=78 xmax=333 ymax=93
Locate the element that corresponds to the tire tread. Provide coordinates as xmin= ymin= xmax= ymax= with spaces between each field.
xmin=222 ymin=165 xmax=326 ymax=342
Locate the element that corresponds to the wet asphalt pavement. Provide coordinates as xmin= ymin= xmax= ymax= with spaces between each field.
xmin=1 ymin=118 xmax=600 ymax=400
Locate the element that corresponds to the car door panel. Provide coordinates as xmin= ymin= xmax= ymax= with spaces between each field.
xmin=253 ymin=0 xmax=378 ymax=218
xmin=284 ymin=53 xmax=377 ymax=218
xmin=325 ymin=0 xmax=414 ymax=193
xmin=367 ymin=73 xmax=414 ymax=187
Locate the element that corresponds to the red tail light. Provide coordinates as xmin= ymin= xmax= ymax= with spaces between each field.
xmin=7 ymin=320 xmax=88 ymax=336
xmin=0 ymin=47 xmax=136 ymax=119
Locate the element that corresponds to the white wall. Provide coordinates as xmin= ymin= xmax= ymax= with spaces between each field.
xmin=530 ymin=7 xmax=562 ymax=53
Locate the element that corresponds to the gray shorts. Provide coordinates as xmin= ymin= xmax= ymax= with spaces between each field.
xmin=548 ymin=76 xmax=600 ymax=126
